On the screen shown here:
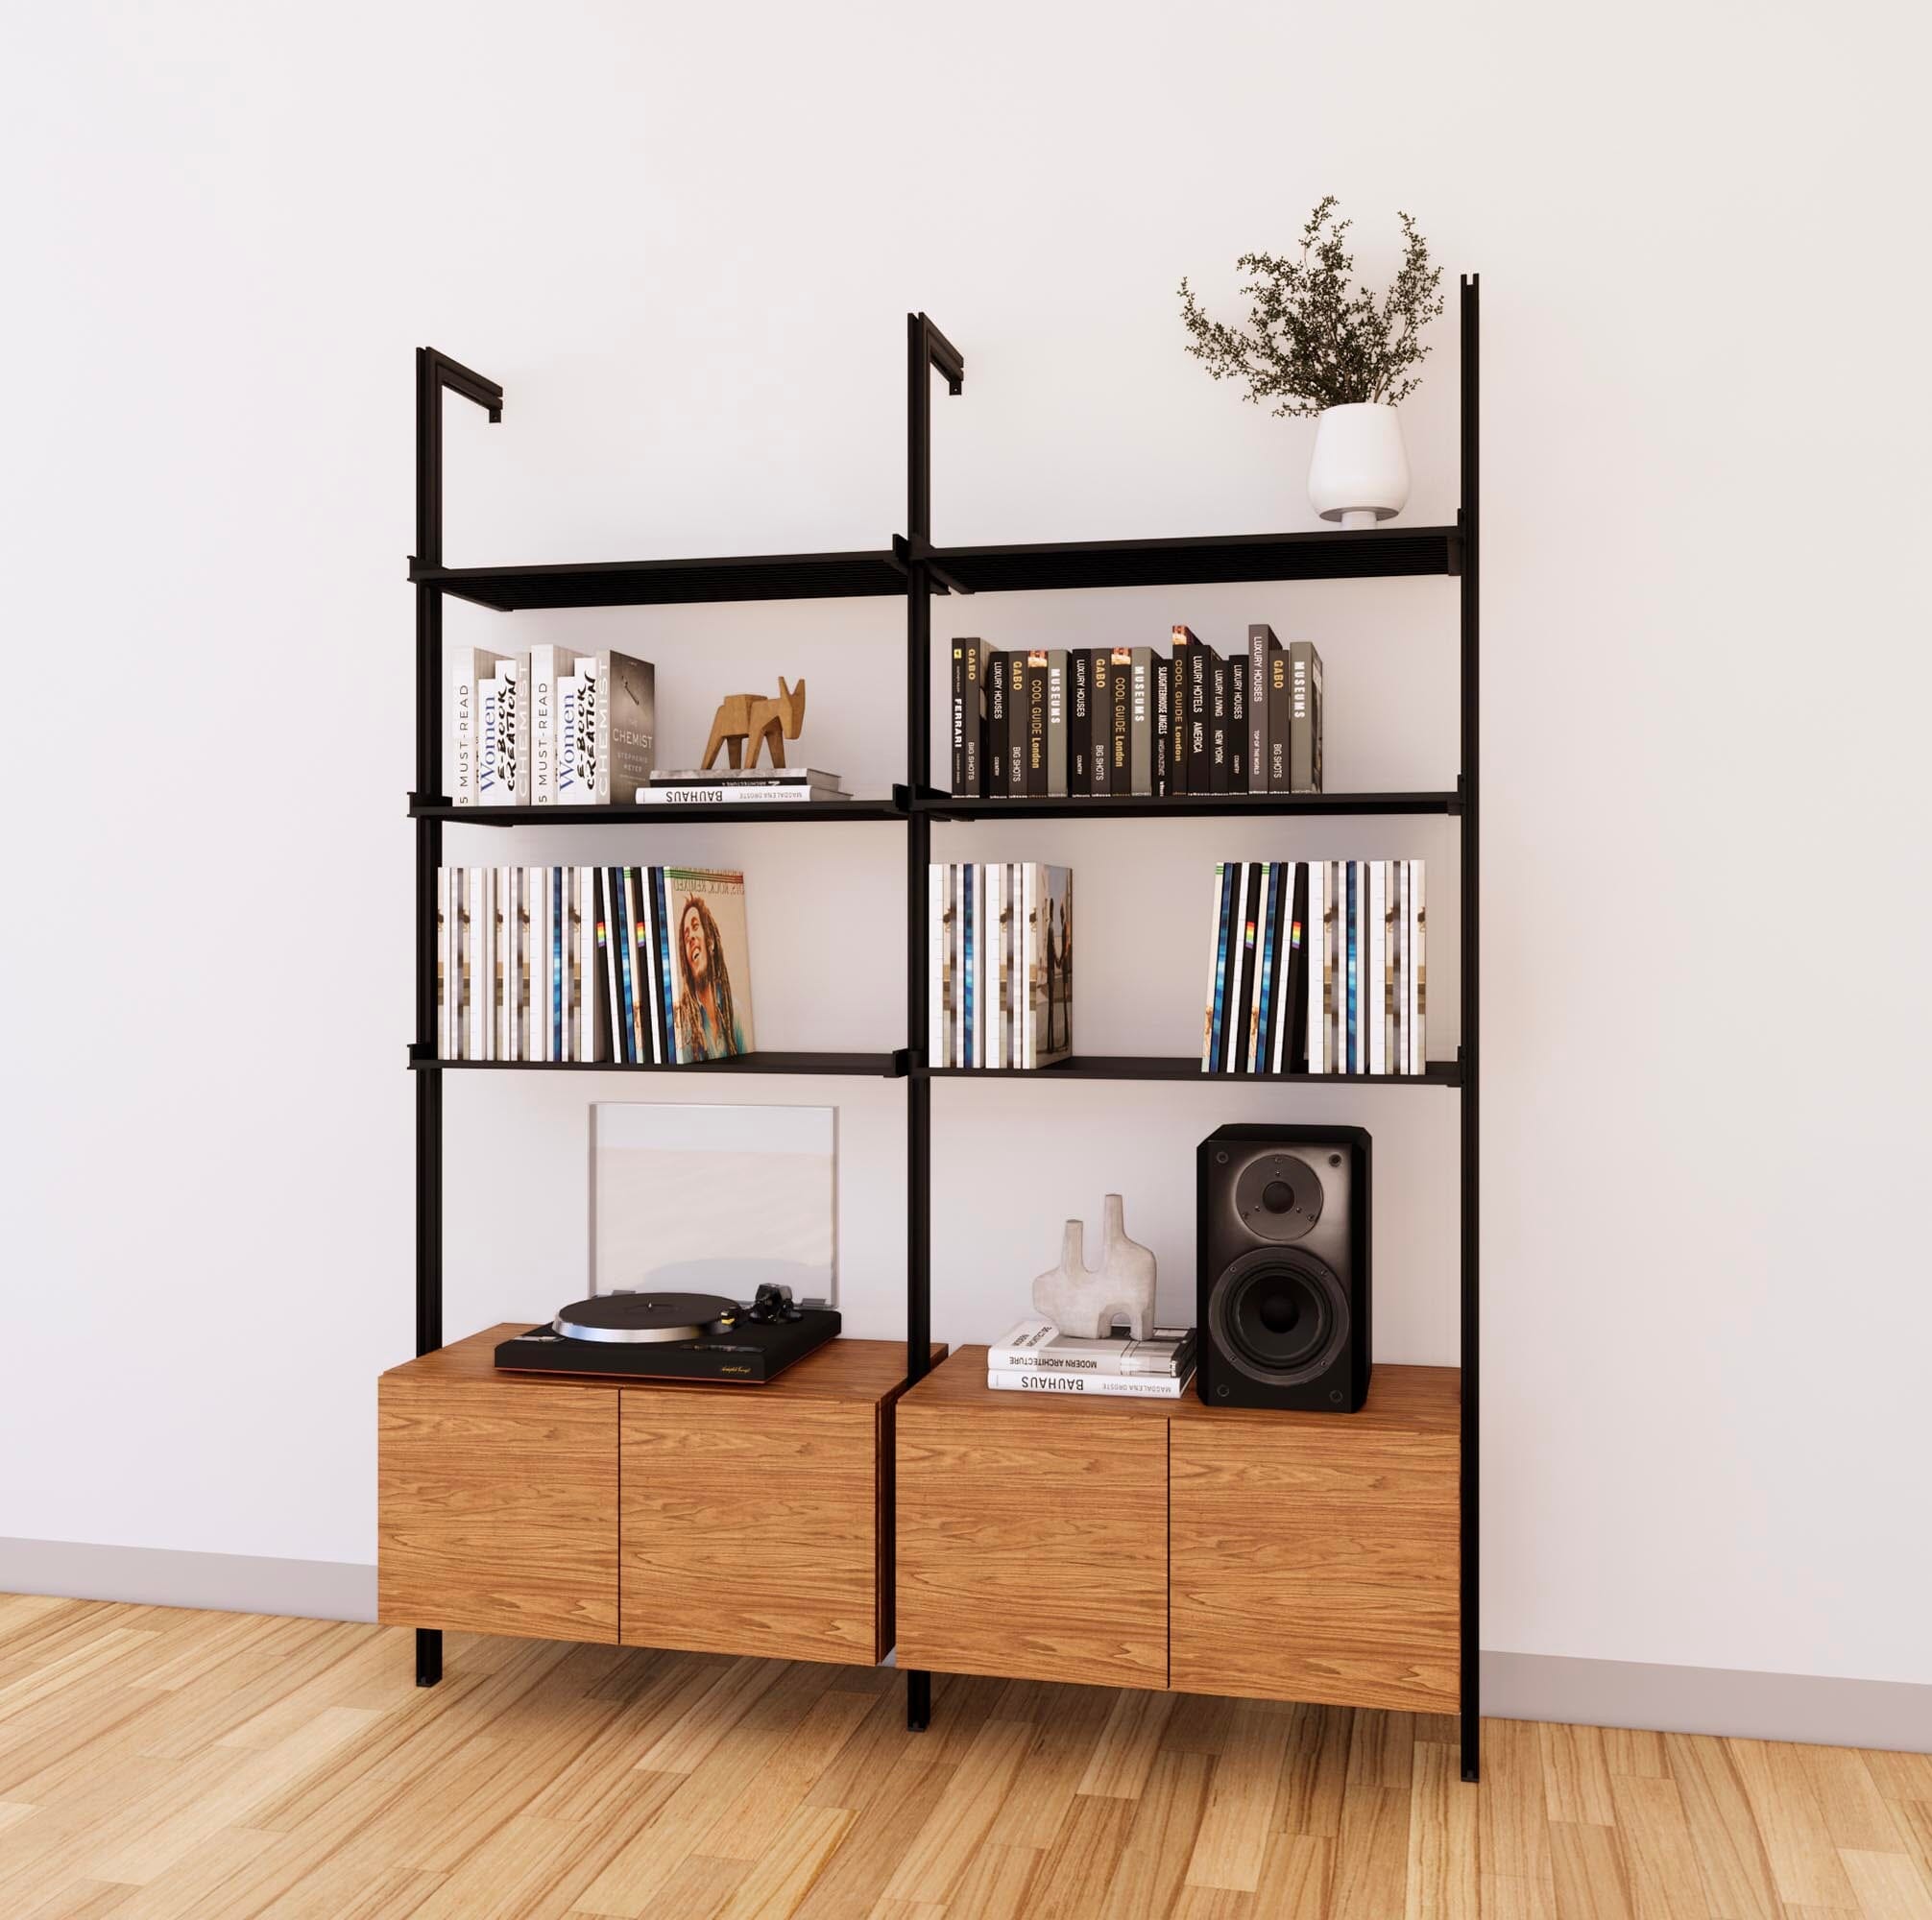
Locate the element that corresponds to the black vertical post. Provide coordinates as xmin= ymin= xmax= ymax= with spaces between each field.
xmin=1458 ymin=276 xmax=1481 ymax=1782
xmin=903 ymin=312 xmax=963 ymax=1734
xmin=412 ymin=347 xmax=502 ymax=1690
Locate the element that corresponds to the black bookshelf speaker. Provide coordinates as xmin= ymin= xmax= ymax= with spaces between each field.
xmin=1196 ymin=1123 xmax=1371 ymax=1412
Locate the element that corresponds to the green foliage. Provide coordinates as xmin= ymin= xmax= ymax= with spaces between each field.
xmin=1179 ymin=198 xmax=1445 ymax=418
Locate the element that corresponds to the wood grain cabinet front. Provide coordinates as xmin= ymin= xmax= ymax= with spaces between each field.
xmin=1169 ymin=1367 xmax=1461 ymax=1714
xmin=895 ymin=1375 xmax=1171 ymax=1692
xmin=377 ymin=1374 xmax=620 ymax=1644
xmin=619 ymin=1391 xmax=885 ymax=1665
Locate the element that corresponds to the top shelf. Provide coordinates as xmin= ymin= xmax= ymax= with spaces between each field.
xmin=409 ymin=526 xmax=1460 ymax=612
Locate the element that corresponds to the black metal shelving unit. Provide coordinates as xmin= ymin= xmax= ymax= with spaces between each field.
xmin=409 ymin=276 xmax=1480 ymax=1775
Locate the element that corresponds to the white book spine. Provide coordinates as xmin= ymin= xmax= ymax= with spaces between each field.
xmin=521 ymin=867 xmax=541 ymax=1060
xmin=1410 ymin=861 xmax=1426 ymax=1073
xmin=992 ymin=863 xmax=1007 ymax=1069
xmin=461 ymin=869 xmax=482 ymax=1059
xmin=1368 ymin=860 xmax=1388 ymax=1074
xmin=927 ymin=867 xmax=943 ymax=1069
xmin=448 ymin=648 xmax=504 ymax=806
xmin=1201 ymin=862 xmax=1225 ymax=1071
xmin=572 ymin=868 xmax=594 ymax=1062
xmin=1225 ymin=861 xmax=1252 ymax=1074
xmin=1305 ymin=861 xmax=1324 ymax=1073
xmin=556 ymin=665 xmax=592 ymax=803
xmin=985 ymin=1371 xmax=1189 ymax=1400
xmin=642 ymin=786 xmax=820 ymax=804
xmin=1022 ymin=863 xmax=1037 ymax=1070
xmin=973 ymin=863 xmax=987 ymax=1069
xmin=988 ymin=1347 xmax=1194 ymax=1379
xmin=528 ymin=647 xmax=577 ymax=804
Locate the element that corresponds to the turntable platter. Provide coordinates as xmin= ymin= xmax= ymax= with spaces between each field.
xmin=553 ymin=1292 xmax=736 ymax=1345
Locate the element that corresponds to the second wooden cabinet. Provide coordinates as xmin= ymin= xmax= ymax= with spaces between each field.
xmin=897 ymin=1349 xmax=1460 ymax=1713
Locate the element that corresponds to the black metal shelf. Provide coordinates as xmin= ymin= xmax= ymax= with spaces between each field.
xmin=923 ymin=525 xmax=1458 ymax=595
xmin=408 ymin=286 xmax=1480 ymax=1770
xmin=919 ymin=1056 xmax=1461 ymax=1086
xmin=412 ymin=792 xmax=907 ymax=827
xmin=917 ymin=790 xmax=1459 ymax=822
xmin=413 ymin=1048 xmax=906 ymax=1078
xmin=410 ymin=548 xmax=906 ymax=611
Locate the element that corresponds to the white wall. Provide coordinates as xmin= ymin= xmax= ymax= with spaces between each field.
xmin=3 ymin=0 xmax=1927 ymax=1693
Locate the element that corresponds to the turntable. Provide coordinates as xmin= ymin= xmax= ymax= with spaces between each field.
xmin=493 ymin=1284 xmax=839 ymax=1384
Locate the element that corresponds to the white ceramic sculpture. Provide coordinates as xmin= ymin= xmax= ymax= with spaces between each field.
xmin=1032 ymin=1193 xmax=1157 ymax=1339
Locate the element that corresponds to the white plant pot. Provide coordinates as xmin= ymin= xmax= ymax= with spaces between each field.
xmin=1307 ymin=402 xmax=1411 ymax=529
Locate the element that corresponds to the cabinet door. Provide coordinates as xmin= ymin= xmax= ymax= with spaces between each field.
xmin=896 ymin=1404 xmax=1169 ymax=1691
xmin=1170 ymin=1400 xmax=1458 ymax=1714
xmin=619 ymin=1393 xmax=882 ymax=1665
xmin=378 ymin=1378 xmax=618 ymax=1644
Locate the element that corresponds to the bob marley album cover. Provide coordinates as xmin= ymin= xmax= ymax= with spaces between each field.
xmin=662 ymin=866 xmax=755 ymax=1062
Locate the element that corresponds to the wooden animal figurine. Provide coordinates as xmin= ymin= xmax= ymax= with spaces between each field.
xmin=1032 ymin=1193 xmax=1157 ymax=1339
xmin=702 ymin=677 xmax=807 ymax=771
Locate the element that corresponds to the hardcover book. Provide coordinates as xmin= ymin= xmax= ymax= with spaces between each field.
xmin=986 ymin=649 xmax=1007 ymax=794
xmin=449 ymin=647 xmax=511 ymax=806
xmin=1109 ymin=648 xmax=1131 ymax=796
xmin=1045 ymin=650 xmax=1068 ymax=797
xmin=528 ymin=645 xmax=579 ymax=804
xmin=1187 ymin=639 xmax=1215 ymax=794
xmin=1171 ymin=625 xmax=1197 ymax=797
xmin=664 ymin=867 xmax=754 ymax=1062
xmin=952 ymin=639 xmax=983 ymax=798
xmin=988 ymin=1317 xmax=1197 ymax=1376
xmin=1128 ymin=646 xmax=1154 ymax=796
xmin=1289 ymin=640 xmax=1324 ymax=794
xmin=1209 ymin=658 xmax=1229 ymax=793
xmin=1025 ymin=655 xmax=1049 ymax=797
xmin=986 ymin=1370 xmax=1193 ymax=1399
xmin=1247 ymin=624 xmax=1274 ymax=794
xmin=1024 ymin=863 xmax=1075 ymax=1068
xmin=1008 ymin=654 xmax=1029 ymax=802
xmin=1225 ymin=649 xmax=1245 ymax=789
xmin=1267 ymin=642 xmax=1291 ymax=791
xmin=1152 ymin=657 xmax=1171 ymax=801
xmin=1069 ymin=649 xmax=1091 ymax=790
xmin=591 ymin=652 xmax=656 ymax=808
xmin=1088 ymin=648 xmax=1112 ymax=797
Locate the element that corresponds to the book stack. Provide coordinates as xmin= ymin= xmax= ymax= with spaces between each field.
xmin=639 ymin=767 xmax=849 ymax=805
xmin=1202 ymin=859 xmax=1426 ymax=1076
xmin=449 ymin=646 xmax=656 ymax=806
xmin=948 ymin=627 xmax=1321 ymax=801
xmin=436 ymin=865 xmax=756 ymax=1065
xmin=986 ymin=1318 xmax=1197 ymax=1400
xmin=929 ymin=864 xmax=1074 ymax=1069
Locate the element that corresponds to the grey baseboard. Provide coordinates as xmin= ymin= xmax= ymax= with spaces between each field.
xmin=0 ymin=1538 xmax=376 ymax=1624
xmin=1484 ymin=1650 xmax=1931 ymax=1754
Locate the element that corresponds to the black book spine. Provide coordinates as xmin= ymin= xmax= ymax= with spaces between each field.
xmin=1209 ymin=659 xmax=1229 ymax=793
xmin=1171 ymin=649 xmax=1189 ymax=796
xmin=1246 ymin=624 xmax=1272 ymax=794
xmin=1226 ymin=652 xmax=1245 ymax=789
xmin=1046 ymin=651 xmax=1068 ymax=797
xmin=986 ymin=650 xmax=1006 ymax=795
xmin=1287 ymin=860 xmax=1311 ymax=1070
xmin=1152 ymin=657 xmax=1171 ymax=802
xmin=1020 ymin=649 xmax=1035 ymax=787
xmin=1267 ymin=643 xmax=1291 ymax=792
xmin=1069 ymin=649 xmax=1090 ymax=791
xmin=1129 ymin=647 xmax=1153 ymax=797
xmin=961 ymin=639 xmax=981 ymax=798
xmin=1289 ymin=640 xmax=1324 ymax=794
xmin=1026 ymin=657 xmax=1048 ymax=797
xmin=950 ymin=644 xmax=965 ymax=798
xmin=1109 ymin=650 xmax=1131 ymax=796
xmin=1089 ymin=649 xmax=1112 ymax=797
xmin=1187 ymin=644 xmax=1212 ymax=794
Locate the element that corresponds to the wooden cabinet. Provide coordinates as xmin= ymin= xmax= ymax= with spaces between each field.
xmin=621 ymin=1390 xmax=885 ymax=1665
xmin=894 ymin=1350 xmax=1460 ymax=1713
xmin=378 ymin=1370 xmax=620 ymax=1644
xmin=1169 ymin=1368 xmax=1460 ymax=1714
xmin=379 ymin=1326 xmax=936 ymax=1666
xmin=897 ymin=1375 xmax=1170 ymax=1690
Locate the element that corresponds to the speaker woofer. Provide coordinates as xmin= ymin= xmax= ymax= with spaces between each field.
xmin=1207 ymin=1245 xmax=1350 ymax=1386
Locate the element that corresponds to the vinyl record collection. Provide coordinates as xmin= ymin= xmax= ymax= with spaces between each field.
xmin=986 ymin=1318 xmax=1197 ymax=1399
xmin=1202 ymin=859 xmax=1427 ymax=1075
xmin=436 ymin=865 xmax=755 ymax=1065
xmin=949 ymin=626 xmax=1321 ymax=800
xmin=930 ymin=864 xmax=1074 ymax=1068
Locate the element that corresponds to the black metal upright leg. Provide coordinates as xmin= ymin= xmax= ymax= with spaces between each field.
xmin=1458 ymin=275 xmax=1482 ymax=1782
xmin=902 ymin=312 xmax=964 ymax=1733
xmin=411 ymin=347 xmax=502 ymax=1689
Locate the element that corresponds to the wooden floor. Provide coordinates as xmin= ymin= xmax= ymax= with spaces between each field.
xmin=1 ymin=1598 xmax=1927 ymax=1918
